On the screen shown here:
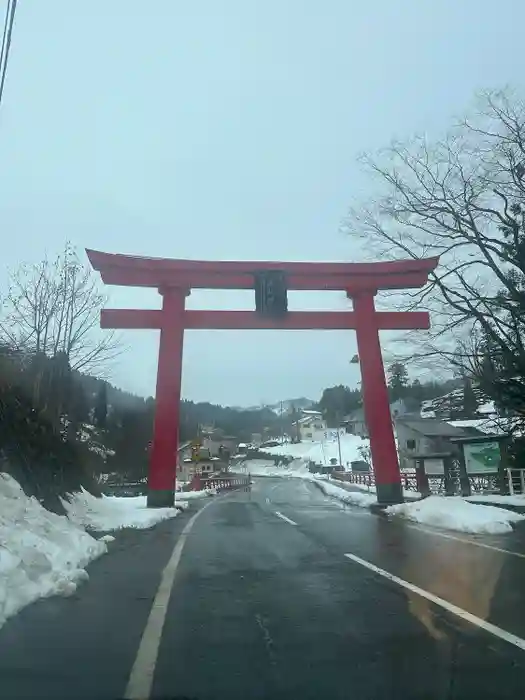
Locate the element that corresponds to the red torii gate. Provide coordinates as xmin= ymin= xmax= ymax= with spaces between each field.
xmin=87 ymin=249 xmax=438 ymax=508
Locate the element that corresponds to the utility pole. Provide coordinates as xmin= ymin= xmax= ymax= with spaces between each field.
xmin=280 ymin=400 xmax=284 ymax=444
xmin=336 ymin=410 xmax=343 ymax=467
xmin=336 ymin=427 xmax=343 ymax=467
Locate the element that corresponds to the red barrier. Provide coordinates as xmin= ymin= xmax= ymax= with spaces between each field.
xmin=192 ymin=475 xmax=251 ymax=493
xmin=331 ymin=470 xmax=419 ymax=492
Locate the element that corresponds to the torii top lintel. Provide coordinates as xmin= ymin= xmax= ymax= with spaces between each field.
xmin=86 ymin=249 xmax=438 ymax=293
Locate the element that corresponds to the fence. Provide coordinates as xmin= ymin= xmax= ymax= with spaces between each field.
xmin=185 ymin=474 xmax=251 ymax=493
xmin=332 ymin=467 xmax=525 ymax=497
xmin=507 ymin=468 xmax=525 ymax=496
xmin=331 ymin=470 xmax=420 ymax=492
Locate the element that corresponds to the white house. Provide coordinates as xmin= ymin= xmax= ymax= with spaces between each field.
xmin=292 ymin=410 xmax=327 ymax=441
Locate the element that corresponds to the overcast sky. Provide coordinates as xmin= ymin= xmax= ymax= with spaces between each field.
xmin=0 ymin=1 xmax=522 ymax=406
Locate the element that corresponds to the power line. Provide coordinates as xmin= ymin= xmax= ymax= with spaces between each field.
xmin=0 ymin=2 xmax=10 ymax=72
xmin=0 ymin=0 xmax=18 ymax=111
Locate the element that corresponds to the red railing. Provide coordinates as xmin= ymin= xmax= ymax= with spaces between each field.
xmin=331 ymin=470 xmax=420 ymax=492
xmin=185 ymin=474 xmax=251 ymax=492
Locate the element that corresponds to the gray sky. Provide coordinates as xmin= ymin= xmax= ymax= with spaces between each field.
xmin=0 ymin=1 xmax=522 ymax=406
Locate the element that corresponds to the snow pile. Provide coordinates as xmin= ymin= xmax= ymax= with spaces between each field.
xmin=262 ymin=434 xmax=370 ymax=467
xmin=62 ymin=490 xmax=180 ymax=532
xmin=314 ymin=479 xmax=376 ymax=507
xmin=176 ymin=488 xmax=217 ymax=501
xmin=0 ymin=474 xmax=107 ymax=629
xmin=467 ymin=494 xmax=525 ymax=507
xmin=386 ymin=496 xmax=525 ymax=535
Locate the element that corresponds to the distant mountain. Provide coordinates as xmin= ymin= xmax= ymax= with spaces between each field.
xmin=235 ymin=397 xmax=316 ymax=415
xmin=270 ymin=398 xmax=316 ymax=415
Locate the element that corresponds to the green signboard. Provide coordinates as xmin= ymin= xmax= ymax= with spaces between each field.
xmin=464 ymin=441 xmax=501 ymax=474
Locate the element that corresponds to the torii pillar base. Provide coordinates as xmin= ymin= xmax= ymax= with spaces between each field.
xmin=147 ymin=490 xmax=176 ymax=508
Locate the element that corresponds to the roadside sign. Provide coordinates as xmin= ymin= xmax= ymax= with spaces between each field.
xmin=314 ymin=429 xmax=345 ymax=442
xmin=464 ymin=441 xmax=501 ymax=474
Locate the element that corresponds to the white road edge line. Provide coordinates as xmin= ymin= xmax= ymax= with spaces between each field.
xmin=124 ymin=497 xmax=217 ymax=700
xmin=344 ymin=552 xmax=525 ymax=652
xmin=274 ymin=511 xmax=297 ymax=526
xmin=405 ymin=522 xmax=525 ymax=560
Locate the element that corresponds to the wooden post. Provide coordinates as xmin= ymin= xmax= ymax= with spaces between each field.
xmin=443 ymin=454 xmax=455 ymax=496
xmin=498 ymin=438 xmax=510 ymax=495
xmin=414 ymin=457 xmax=431 ymax=497
xmin=457 ymin=449 xmax=471 ymax=497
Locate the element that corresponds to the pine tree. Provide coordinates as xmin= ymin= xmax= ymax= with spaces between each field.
xmin=388 ymin=362 xmax=408 ymax=401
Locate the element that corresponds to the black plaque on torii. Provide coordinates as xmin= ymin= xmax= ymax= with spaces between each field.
xmin=254 ymin=270 xmax=288 ymax=317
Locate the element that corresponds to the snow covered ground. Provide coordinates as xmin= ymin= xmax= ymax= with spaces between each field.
xmin=262 ymin=433 xmax=370 ymax=467
xmin=466 ymin=494 xmax=525 ymax=508
xmin=176 ymin=488 xmax=217 ymax=502
xmin=62 ymin=490 xmax=181 ymax=532
xmin=386 ymin=496 xmax=525 ymax=535
xmin=0 ymin=473 xmax=189 ymax=630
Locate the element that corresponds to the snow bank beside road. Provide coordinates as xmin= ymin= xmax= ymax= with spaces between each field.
xmin=314 ymin=479 xmax=377 ymax=508
xmin=0 ymin=473 xmax=185 ymax=630
xmin=176 ymin=488 xmax=217 ymax=501
xmin=0 ymin=474 xmax=106 ymax=630
xmin=386 ymin=496 xmax=525 ymax=535
xmin=466 ymin=494 xmax=525 ymax=508
xmin=63 ymin=490 xmax=180 ymax=532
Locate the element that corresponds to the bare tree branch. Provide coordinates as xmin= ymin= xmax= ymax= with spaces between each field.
xmin=345 ymin=88 xmax=525 ymax=422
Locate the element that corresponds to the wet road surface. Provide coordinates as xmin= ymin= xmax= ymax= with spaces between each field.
xmin=2 ymin=477 xmax=525 ymax=699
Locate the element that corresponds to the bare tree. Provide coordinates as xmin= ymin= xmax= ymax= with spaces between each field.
xmin=0 ymin=243 xmax=121 ymax=374
xmin=345 ymin=89 xmax=525 ymax=393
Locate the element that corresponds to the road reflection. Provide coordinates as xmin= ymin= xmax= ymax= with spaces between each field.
xmin=373 ymin=517 xmax=505 ymax=641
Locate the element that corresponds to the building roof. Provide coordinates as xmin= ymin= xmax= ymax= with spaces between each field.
xmin=293 ymin=414 xmax=324 ymax=426
xmin=397 ymin=418 xmax=467 ymax=437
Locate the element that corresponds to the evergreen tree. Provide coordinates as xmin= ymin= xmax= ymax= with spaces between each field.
xmin=388 ymin=362 xmax=408 ymax=401
xmin=319 ymin=385 xmax=361 ymax=426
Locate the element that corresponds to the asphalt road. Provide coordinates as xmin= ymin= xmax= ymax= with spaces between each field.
xmin=2 ymin=477 xmax=525 ymax=699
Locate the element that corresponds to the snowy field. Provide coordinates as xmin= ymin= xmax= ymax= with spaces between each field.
xmin=262 ymin=433 xmax=370 ymax=466
xmin=0 ymin=473 xmax=213 ymax=630
xmin=242 ymin=447 xmax=525 ymax=536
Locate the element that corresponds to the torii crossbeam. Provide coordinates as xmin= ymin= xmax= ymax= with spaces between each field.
xmin=87 ymin=249 xmax=438 ymax=508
